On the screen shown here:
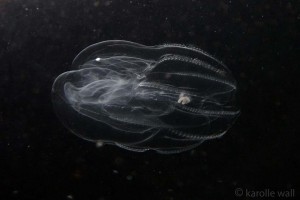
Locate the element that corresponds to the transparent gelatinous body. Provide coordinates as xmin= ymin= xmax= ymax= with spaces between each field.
xmin=52 ymin=40 xmax=239 ymax=154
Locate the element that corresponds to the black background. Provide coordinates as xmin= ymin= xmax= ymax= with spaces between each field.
xmin=0 ymin=0 xmax=298 ymax=199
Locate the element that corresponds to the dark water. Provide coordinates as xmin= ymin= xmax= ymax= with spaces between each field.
xmin=0 ymin=0 xmax=298 ymax=199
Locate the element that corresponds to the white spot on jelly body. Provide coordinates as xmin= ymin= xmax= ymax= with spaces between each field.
xmin=95 ymin=57 xmax=101 ymax=61
xmin=177 ymin=93 xmax=191 ymax=105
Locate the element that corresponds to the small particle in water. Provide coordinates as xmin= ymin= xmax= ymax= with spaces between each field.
xmin=114 ymin=157 xmax=124 ymax=165
xmin=96 ymin=141 xmax=104 ymax=147
xmin=95 ymin=57 xmax=101 ymax=61
xmin=12 ymin=190 xmax=19 ymax=195
xmin=67 ymin=194 xmax=73 ymax=199
xmin=126 ymin=175 xmax=133 ymax=181
xmin=94 ymin=1 xmax=100 ymax=7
